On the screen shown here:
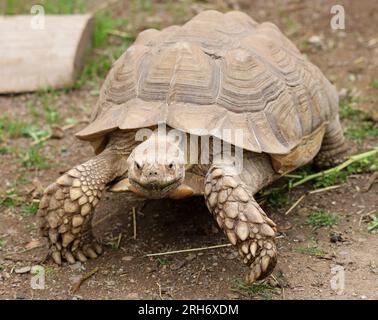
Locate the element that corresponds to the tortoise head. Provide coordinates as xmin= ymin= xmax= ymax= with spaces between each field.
xmin=126 ymin=130 xmax=186 ymax=199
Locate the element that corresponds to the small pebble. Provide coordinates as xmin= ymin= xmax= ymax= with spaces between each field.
xmin=15 ymin=266 xmax=31 ymax=274
xmin=122 ymin=256 xmax=134 ymax=262
xmin=226 ymin=252 xmax=238 ymax=260
xmin=330 ymin=233 xmax=343 ymax=243
xmin=69 ymin=262 xmax=83 ymax=271
xmin=308 ymin=35 xmax=323 ymax=49
xmin=339 ymin=88 xmax=348 ymax=98
xmin=185 ymin=254 xmax=196 ymax=262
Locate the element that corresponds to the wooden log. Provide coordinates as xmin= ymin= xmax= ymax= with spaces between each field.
xmin=0 ymin=14 xmax=94 ymax=93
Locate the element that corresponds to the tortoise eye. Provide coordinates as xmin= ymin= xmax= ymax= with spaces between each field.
xmin=135 ymin=161 xmax=142 ymax=170
xmin=168 ymin=162 xmax=174 ymax=169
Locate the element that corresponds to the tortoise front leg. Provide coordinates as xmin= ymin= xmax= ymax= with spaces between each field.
xmin=204 ymin=153 xmax=279 ymax=283
xmin=38 ymin=148 xmax=128 ymax=265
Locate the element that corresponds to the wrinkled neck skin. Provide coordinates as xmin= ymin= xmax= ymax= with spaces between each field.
xmin=127 ymin=128 xmax=187 ymax=199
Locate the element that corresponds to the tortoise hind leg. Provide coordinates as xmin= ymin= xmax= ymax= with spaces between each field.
xmin=314 ymin=117 xmax=349 ymax=168
xmin=38 ymin=148 xmax=128 ymax=265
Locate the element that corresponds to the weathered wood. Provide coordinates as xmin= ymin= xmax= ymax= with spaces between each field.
xmin=0 ymin=14 xmax=94 ymax=93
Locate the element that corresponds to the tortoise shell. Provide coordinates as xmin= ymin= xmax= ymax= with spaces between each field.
xmin=76 ymin=10 xmax=338 ymax=155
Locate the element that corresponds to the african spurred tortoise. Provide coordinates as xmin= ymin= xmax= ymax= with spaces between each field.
xmin=38 ymin=10 xmax=348 ymax=283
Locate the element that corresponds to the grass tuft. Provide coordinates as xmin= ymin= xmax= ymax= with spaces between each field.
xmin=157 ymin=257 xmax=170 ymax=266
xmin=2 ymin=0 xmax=86 ymax=15
xmin=367 ymin=211 xmax=378 ymax=232
xmin=339 ymin=96 xmax=363 ymax=120
xmin=21 ymin=145 xmax=50 ymax=169
xmin=339 ymin=96 xmax=378 ymax=140
xmin=0 ymin=146 xmax=18 ymax=155
xmin=0 ymin=238 xmax=6 ymax=250
xmin=313 ymin=171 xmax=347 ymax=188
xmin=231 ymin=279 xmax=279 ymax=299
xmin=21 ymin=202 xmax=39 ymax=217
xmin=297 ymin=246 xmax=326 ymax=257
xmin=0 ymin=115 xmax=29 ymax=139
xmin=266 ymin=189 xmax=289 ymax=207
xmin=346 ymin=122 xmax=378 ymax=140
xmin=0 ymin=189 xmax=24 ymax=208
xmin=306 ymin=211 xmax=338 ymax=228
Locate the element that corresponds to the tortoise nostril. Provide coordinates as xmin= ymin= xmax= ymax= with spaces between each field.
xmin=148 ymin=171 xmax=158 ymax=176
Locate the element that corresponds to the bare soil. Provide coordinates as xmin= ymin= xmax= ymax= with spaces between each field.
xmin=0 ymin=0 xmax=377 ymax=300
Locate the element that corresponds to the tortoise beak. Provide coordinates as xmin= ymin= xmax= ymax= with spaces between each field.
xmin=108 ymin=177 xmax=194 ymax=199
xmin=167 ymin=185 xmax=194 ymax=199
xmin=108 ymin=178 xmax=137 ymax=193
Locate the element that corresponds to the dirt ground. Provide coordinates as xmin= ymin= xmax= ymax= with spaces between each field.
xmin=0 ymin=0 xmax=377 ymax=300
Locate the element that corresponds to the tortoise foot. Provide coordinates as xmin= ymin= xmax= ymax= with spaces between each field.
xmin=205 ymin=165 xmax=278 ymax=283
xmin=239 ymin=238 xmax=277 ymax=283
xmin=37 ymin=160 xmax=108 ymax=265
xmin=314 ymin=143 xmax=350 ymax=169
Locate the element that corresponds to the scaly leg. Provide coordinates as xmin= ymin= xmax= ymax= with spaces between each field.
xmin=315 ymin=116 xmax=349 ymax=168
xmin=204 ymin=153 xmax=280 ymax=283
xmin=38 ymin=133 xmax=134 ymax=265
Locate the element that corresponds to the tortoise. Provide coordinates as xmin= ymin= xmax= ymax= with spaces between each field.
xmin=37 ymin=10 xmax=348 ymax=283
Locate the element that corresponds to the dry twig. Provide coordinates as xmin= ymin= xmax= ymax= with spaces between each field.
xmin=363 ymin=171 xmax=378 ymax=192
xmin=71 ymin=267 xmax=99 ymax=294
xmin=285 ymin=194 xmax=306 ymax=215
xmin=308 ymin=185 xmax=343 ymax=194
xmin=285 ymin=185 xmax=343 ymax=215
xmin=156 ymin=282 xmax=163 ymax=300
xmin=146 ymin=243 xmax=232 ymax=257
xmin=132 ymin=207 xmax=137 ymax=240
